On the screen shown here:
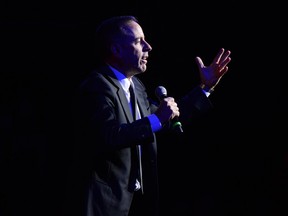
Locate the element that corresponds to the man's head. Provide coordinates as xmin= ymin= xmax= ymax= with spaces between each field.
xmin=95 ymin=16 xmax=152 ymax=78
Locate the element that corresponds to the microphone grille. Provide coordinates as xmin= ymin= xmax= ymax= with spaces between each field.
xmin=155 ymin=86 xmax=167 ymax=100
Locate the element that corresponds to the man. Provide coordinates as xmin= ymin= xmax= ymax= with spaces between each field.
xmin=73 ymin=15 xmax=231 ymax=216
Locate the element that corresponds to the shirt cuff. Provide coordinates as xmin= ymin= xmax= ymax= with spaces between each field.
xmin=202 ymin=89 xmax=210 ymax=97
xmin=147 ymin=114 xmax=162 ymax=132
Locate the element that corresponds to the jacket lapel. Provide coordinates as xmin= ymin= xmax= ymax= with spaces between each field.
xmin=101 ymin=66 xmax=134 ymax=122
xmin=132 ymin=77 xmax=150 ymax=118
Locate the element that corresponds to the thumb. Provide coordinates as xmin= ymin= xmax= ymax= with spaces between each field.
xmin=195 ymin=57 xmax=204 ymax=70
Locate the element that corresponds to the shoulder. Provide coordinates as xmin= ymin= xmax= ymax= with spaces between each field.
xmin=132 ymin=76 xmax=146 ymax=91
xmin=76 ymin=68 xmax=120 ymax=95
xmin=78 ymin=66 xmax=117 ymax=90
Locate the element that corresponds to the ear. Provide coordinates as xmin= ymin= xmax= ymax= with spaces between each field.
xmin=111 ymin=44 xmax=120 ymax=56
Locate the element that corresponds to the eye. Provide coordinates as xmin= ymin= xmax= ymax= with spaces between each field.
xmin=135 ymin=38 xmax=141 ymax=44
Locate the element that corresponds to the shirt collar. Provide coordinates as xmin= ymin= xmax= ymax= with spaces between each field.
xmin=108 ymin=65 xmax=131 ymax=93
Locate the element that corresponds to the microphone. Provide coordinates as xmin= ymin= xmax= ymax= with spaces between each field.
xmin=155 ymin=86 xmax=183 ymax=134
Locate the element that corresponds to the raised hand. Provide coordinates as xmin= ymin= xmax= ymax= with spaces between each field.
xmin=195 ymin=48 xmax=231 ymax=90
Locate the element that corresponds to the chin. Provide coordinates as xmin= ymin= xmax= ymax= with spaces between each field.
xmin=140 ymin=65 xmax=147 ymax=72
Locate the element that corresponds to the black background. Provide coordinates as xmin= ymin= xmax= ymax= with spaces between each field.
xmin=1 ymin=1 xmax=287 ymax=215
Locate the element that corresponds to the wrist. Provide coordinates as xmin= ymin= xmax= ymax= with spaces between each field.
xmin=200 ymin=84 xmax=214 ymax=93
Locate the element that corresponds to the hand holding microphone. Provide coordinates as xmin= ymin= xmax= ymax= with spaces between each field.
xmin=155 ymin=86 xmax=183 ymax=134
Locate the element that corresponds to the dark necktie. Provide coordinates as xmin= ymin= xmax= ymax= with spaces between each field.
xmin=129 ymin=83 xmax=143 ymax=194
xmin=129 ymin=84 xmax=137 ymax=120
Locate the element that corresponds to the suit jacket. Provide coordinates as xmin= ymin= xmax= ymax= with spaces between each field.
xmin=73 ymin=64 xmax=212 ymax=216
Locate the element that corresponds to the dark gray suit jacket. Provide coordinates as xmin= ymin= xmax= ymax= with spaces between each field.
xmin=73 ymin=64 xmax=212 ymax=216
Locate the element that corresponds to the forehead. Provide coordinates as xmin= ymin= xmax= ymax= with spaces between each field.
xmin=122 ymin=21 xmax=144 ymax=38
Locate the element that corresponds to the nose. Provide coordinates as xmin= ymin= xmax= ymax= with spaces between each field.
xmin=144 ymin=40 xmax=152 ymax=51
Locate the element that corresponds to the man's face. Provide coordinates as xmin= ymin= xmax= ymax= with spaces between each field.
xmin=117 ymin=21 xmax=152 ymax=76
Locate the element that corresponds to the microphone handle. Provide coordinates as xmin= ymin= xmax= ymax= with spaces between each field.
xmin=155 ymin=85 xmax=183 ymax=133
xmin=171 ymin=117 xmax=183 ymax=133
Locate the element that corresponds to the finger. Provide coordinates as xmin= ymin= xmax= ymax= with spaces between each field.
xmin=222 ymin=50 xmax=231 ymax=59
xmin=220 ymin=66 xmax=228 ymax=75
xmin=212 ymin=48 xmax=225 ymax=64
xmin=219 ymin=57 xmax=231 ymax=70
xmin=220 ymin=50 xmax=231 ymax=63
